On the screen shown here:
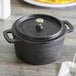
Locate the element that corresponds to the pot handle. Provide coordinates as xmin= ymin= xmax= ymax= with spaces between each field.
xmin=63 ymin=20 xmax=74 ymax=33
xmin=3 ymin=29 xmax=16 ymax=43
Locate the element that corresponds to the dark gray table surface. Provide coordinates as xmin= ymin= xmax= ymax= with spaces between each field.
xmin=0 ymin=0 xmax=76 ymax=76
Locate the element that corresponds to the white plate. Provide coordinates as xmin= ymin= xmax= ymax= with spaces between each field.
xmin=23 ymin=0 xmax=76 ymax=8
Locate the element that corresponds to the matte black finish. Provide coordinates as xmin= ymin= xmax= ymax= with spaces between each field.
xmin=15 ymin=36 xmax=64 ymax=65
xmin=3 ymin=14 xmax=74 ymax=65
xmin=12 ymin=14 xmax=64 ymax=42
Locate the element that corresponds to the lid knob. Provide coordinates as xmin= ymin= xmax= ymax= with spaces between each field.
xmin=35 ymin=18 xmax=44 ymax=32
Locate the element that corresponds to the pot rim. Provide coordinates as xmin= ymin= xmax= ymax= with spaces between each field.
xmin=12 ymin=14 xmax=66 ymax=42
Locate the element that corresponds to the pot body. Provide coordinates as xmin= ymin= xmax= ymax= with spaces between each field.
xmin=14 ymin=35 xmax=64 ymax=65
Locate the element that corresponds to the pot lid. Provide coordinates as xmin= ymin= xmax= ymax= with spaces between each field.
xmin=14 ymin=14 xmax=63 ymax=42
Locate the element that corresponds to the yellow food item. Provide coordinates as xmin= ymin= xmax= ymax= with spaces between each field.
xmin=34 ymin=0 xmax=76 ymax=4
xmin=56 ymin=0 xmax=75 ymax=4
xmin=35 ymin=0 xmax=55 ymax=4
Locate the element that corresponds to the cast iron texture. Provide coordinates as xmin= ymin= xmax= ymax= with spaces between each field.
xmin=14 ymin=35 xmax=64 ymax=65
xmin=3 ymin=14 xmax=74 ymax=65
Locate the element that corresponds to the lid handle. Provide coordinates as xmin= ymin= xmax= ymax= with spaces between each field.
xmin=36 ymin=23 xmax=43 ymax=32
xmin=35 ymin=18 xmax=44 ymax=32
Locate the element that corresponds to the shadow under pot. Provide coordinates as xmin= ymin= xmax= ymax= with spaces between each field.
xmin=3 ymin=14 xmax=74 ymax=65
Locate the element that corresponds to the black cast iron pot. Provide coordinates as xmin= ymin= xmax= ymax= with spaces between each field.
xmin=3 ymin=14 xmax=74 ymax=65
